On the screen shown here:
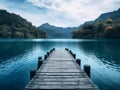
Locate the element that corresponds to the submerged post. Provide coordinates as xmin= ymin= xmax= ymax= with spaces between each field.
xmin=76 ymin=59 xmax=81 ymax=66
xmin=30 ymin=69 xmax=36 ymax=80
xmin=37 ymin=57 xmax=43 ymax=69
xmin=84 ymin=64 xmax=91 ymax=78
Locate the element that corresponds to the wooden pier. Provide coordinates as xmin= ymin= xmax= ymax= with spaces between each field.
xmin=25 ymin=48 xmax=99 ymax=90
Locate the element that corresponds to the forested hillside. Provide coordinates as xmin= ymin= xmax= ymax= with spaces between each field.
xmin=72 ymin=8 xmax=120 ymax=38
xmin=0 ymin=10 xmax=47 ymax=38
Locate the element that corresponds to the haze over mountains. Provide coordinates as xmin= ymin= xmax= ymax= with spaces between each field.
xmin=39 ymin=23 xmax=78 ymax=38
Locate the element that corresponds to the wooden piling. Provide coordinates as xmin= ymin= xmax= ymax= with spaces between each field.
xmin=47 ymin=52 xmax=49 ymax=56
xmin=50 ymin=48 xmax=55 ymax=53
xmin=84 ymin=64 xmax=91 ymax=78
xmin=53 ymin=48 xmax=55 ymax=51
xmin=76 ymin=59 xmax=81 ymax=66
xmin=69 ymin=50 xmax=72 ymax=54
xmin=37 ymin=57 xmax=43 ymax=69
xmin=44 ymin=55 xmax=47 ymax=60
xmin=30 ymin=69 xmax=36 ymax=80
xmin=73 ymin=54 xmax=76 ymax=59
xmin=65 ymin=48 xmax=69 ymax=51
xmin=38 ymin=57 xmax=42 ymax=60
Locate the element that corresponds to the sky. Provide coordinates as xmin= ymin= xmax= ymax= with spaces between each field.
xmin=0 ymin=0 xmax=120 ymax=27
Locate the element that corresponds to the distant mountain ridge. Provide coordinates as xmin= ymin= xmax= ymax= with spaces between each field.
xmin=39 ymin=23 xmax=78 ymax=38
xmin=39 ymin=8 xmax=120 ymax=39
xmin=79 ymin=8 xmax=120 ymax=29
xmin=95 ymin=8 xmax=120 ymax=21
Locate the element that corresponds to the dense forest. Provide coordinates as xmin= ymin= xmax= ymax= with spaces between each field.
xmin=72 ymin=9 xmax=120 ymax=38
xmin=0 ymin=10 xmax=47 ymax=38
xmin=72 ymin=19 xmax=120 ymax=38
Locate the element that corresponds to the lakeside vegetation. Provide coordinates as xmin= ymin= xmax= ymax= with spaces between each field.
xmin=72 ymin=18 xmax=120 ymax=38
xmin=0 ymin=10 xmax=47 ymax=38
xmin=72 ymin=8 xmax=120 ymax=39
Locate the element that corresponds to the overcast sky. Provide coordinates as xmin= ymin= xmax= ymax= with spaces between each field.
xmin=0 ymin=0 xmax=120 ymax=27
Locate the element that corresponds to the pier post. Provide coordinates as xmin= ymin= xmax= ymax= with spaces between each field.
xmin=47 ymin=52 xmax=49 ymax=56
xmin=65 ymin=48 xmax=69 ymax=51
xmin=37 ymin=57 xmax=43 ymax=69
xmin=30 ymin=69 xmax=36 ymax=80
xmin=69 ymin=50 xmax=72 ymax=54
xmin=71 ymin=52 xmax=73 ymax=55
xmin=50 ymin=50 xmax=52 ymax=53
xmin=73 ymin=54 xmax=76 ymax=59
xmin=84 ymin=64 xmax=91 ymax=78
xmin=44 ymin=55 xmax=47 ymax=60
xmin=50 ymin=48 xmax=55 ymax=53
xmin=53 ymin=48 xmax=55 ymax=51
xmin=76 ymin=59 xmax=81 ymax=66
xmin=38 ymin=57 xmax=42 ymax=60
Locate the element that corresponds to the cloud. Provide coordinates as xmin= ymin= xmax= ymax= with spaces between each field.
xmin=26 ymin=0 xmax=120 ymax=27
xmin=0 ymin=3 xmax=7 ymax=9
xmin=0 ymin=0 xmax=120 ymax=27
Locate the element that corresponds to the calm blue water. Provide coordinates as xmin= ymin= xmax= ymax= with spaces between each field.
xmin=0 ymin=39 xmax=120 ymax=90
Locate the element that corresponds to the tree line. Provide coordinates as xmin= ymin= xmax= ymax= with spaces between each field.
xmin=0 ymin=10 xmax=47 ymax=38
xmin=72 ymin=18 xmax=120 ymax=38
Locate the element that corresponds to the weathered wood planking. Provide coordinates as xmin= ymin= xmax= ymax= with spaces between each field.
xmin=25 ymin=49 xmax=99 ymax=90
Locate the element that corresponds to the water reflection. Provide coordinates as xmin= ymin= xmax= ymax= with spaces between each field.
xmin=78 ymin=40 xmax=120 ymax=70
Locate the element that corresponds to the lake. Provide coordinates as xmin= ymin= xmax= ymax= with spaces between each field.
xmin=0 ymin=39 xmax=120 ymax=90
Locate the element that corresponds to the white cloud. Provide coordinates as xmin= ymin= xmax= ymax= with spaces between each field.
xmin=0 ymin=3 xmax=8 ymax=10
xmin=26 ymin=0 xmax=120 ymax=27
xmin=0 ymin=0 xmax=120 ymax=27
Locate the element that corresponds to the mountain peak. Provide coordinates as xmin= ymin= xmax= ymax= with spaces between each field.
xmin=117 ymin=8 xmax=120 ymax=11
xmin=42 ymin=23 xmax=50 ymax=26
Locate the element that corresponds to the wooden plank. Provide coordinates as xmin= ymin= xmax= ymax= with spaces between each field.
xmin=34 ymin=76 xmax=88 ymax=78
xmin=26 ymin=85 xmax=98 ymax=90
xmin=30 ymin=78 xmax=91 ymax=82
xmin=35 ymin=72 xmax=87 ymax=76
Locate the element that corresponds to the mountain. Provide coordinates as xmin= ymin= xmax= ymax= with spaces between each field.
xmin=78 ymin=8 xmax=120 ymax=30
xmin=72 ymin=8 xmax=120 ymax=38
xmin=38 ymin=23 xmax=78 ymax=38
xmin=39 ymin=8 xmax=120 ymax=39
xmin=77 ymin=8 xmax=120 ymax=30
xmin=0 ymin=10 xmax=47 ymax=38
xmin=95 ymin=8 xmax=120 ymax=21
